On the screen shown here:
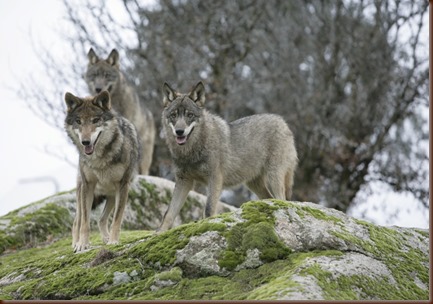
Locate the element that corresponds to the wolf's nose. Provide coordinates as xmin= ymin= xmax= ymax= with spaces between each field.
xmin=175 ymin=129 xmax=184 ymax=136
xmin=82 ymin=140 xmax=91 ymax=146
xmin=95 ymin=88 xmax=102 ymax=93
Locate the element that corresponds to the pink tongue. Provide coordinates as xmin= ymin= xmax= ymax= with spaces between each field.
xmin=176 ymin=136 xmax=187 ymax=145
xmin=84 ymin=145 xmax=94 ymax=155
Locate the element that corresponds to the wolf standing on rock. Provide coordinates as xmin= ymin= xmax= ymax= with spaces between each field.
xmin=85 ymin=48 xmax=155 ymax=175
xmin=64 ymin=91 xmax=140 ymax=252
xmin=158 ymin=82 xmax=298 ymax=232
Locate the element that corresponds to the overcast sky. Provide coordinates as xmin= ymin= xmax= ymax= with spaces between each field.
xmin=0 ymin=0 xmax=77 ymax=215
xmin=0 ymin=0 xmax=429 ymax=229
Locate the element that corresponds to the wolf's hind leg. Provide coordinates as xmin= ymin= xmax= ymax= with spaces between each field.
xmin=285 ymin=170 xmax=295 ymax=200
xmin=266 ymin=171 xmax=286 ymax=200
xmin=246 ymin=176 xmax=273 ymax=199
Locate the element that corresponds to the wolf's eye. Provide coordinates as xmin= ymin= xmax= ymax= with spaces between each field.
xmin=170 ymin=113 xmax=177 ymax=119
xmin=75 ymin=118 xmax=82 ymax=125
xmin=92 ymin=118 xmax=101 ymax=124
xmin=187 ymin=113 xmax=194 ymax=119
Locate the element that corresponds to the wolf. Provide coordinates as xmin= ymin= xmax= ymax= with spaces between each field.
xmin=158 ymin=81 xmax=298 ymax=232
xmin=85 ymin=48 xmax=155 ymax=175
xmin=64 ymin=90 xmax=140 ymax=252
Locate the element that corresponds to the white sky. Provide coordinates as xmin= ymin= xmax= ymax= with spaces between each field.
xmin=0 ymin=0 xmax=429 ymax=229
xmin=0 ymin=0 xmax=78 ymax=213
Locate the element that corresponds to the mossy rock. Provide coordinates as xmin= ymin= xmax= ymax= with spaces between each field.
xmin=0 ymin=176 xmax=236 ymax=254
xmin=0 ymin=199 xmax=428 ymax=300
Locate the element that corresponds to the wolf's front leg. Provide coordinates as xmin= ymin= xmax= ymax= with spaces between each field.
xmin=157 ymin=177 xmax=193 ymax=233
xmin=99 ymin=196 xmax=115 ymax=243
xmin=74 ymin=181 xmax=95 ymax=253
xmin=205 ymin=171 xmax=223 ymax=218
xmin=108 ymin=183 xmax=129 ymax=245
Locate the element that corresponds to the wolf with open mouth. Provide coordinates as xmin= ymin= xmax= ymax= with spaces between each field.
xmin=64 ymin=90 xmax=141 ymax=252
xmin=159 ymin=81 xmax=298 ymax=232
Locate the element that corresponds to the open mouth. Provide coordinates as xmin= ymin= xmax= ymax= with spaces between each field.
xmin=175 ymin=127 xmax=194 ymax=145
xmin=176 ymin=136 xmax=187 ymax=145
xmin=83 ymin=133 xmax=101 ymax=155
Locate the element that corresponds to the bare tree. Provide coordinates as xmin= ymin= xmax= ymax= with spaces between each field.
xmin=20 ymin=0 xmax=429 ymax=214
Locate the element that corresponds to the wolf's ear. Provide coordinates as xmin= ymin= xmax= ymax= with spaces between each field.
xmin=64 ymin=92 xmax=82 ymax=112
xmin=163 ymin=82 xmax=177 ymax=107
xmin=94 ymin=91 xmax=112 ymax=111
xmin=189 ymin=81 xmax=205 ymax=107
xmin=87 ymin=48 xmax=99 ymax=65
xmin=107 ymin=49 xmax=120 ymax=67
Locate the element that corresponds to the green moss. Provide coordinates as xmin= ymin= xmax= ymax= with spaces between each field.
xmin=301 ymin=263 xmax=356 ymax=300
xmin=0 ymin=227 xmax=299 ymax=300
xmin=0 ymin=199 xmax=428 ymax=300
xmin=155 ymin=267 xmax=183 ymax=282
xmin=218 ymin=250 xmax=245 ymax=270
xmin=217 ymin=212 xmax=236 ymax=223
xmin=240 ymin=201 xmax=279 ymax=224
xmin=354 ymin=218 xmax=372 ymax=226
xmin=245 ymin=250 xmax=343 ymax=300
xmin=269 ymin=200 xmax=292 ymax=209
xmin=301 ymin=261 xmax=428 ymax=300
xmin=293 ymin=204 xmax=342 ymax=224
xmin=0 ymin=230 xmax=19 ymax=253
xmin=0 ymin=203 xmax=72 ymax=254
xmin=0 ymin=231 xmax=152 ymax=300
xmin=129 ymin=258 xmax=307 ymax=300
xmin=130 ymin=220 xmax=226 ymax=267
xmin=242 ymin=222 xmax=290 ymax=262
xmin=331 ymin=222 xmax=429 ymax=299
xmin=218 ymin=201 xmax=291 ymax=270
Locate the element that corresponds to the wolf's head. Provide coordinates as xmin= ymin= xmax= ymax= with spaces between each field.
xmin=85 ymin=48 xmax=121 ymax=95
xmin=64 ymin=91 xmax=114 ymax=156
xmin=162 ymin=82 xmax=205 ymax=146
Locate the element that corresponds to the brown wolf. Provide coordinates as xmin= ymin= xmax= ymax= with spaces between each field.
xmin=158 ymin=82 xmax=298 ymax=232
xmin=64 ymin=91 xmax=140 ymax=252
xmin=85 ymin=48 xmax=155 ymax=175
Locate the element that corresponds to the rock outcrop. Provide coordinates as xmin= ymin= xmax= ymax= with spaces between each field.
xmin=0 ymin=175 xmax=235 ymax=254
xmin=0 ymin=181 xmax=429 ymax=300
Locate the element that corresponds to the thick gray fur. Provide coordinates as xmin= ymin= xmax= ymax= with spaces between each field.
xmin=158 ymin=82 xmax=298 ymax=232
xmin=64 ymin=91 xmax=140 ymax=252
xmin=85 ymin=48 xmax=155 ymax=174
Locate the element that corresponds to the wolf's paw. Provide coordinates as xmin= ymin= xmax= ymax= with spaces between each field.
xmin=73 ymin=242 xmax=90 ymax=253
xmin=154 ymin=227 xmax=167 ymax=235
xmin=107 ymin=240 xmax=119 ymax=245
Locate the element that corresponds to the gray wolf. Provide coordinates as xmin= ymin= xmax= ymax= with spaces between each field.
xmin=85 ymin=48 xmax=155 ymax=175
xmin=158 ymin=82 xmax=298 ymax=232
xmin=64 ymin=90 xmax=140 ymax=252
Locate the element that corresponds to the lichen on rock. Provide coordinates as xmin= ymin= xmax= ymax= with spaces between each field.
xmin=0 ymin=196 xmax=429 ymax=300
